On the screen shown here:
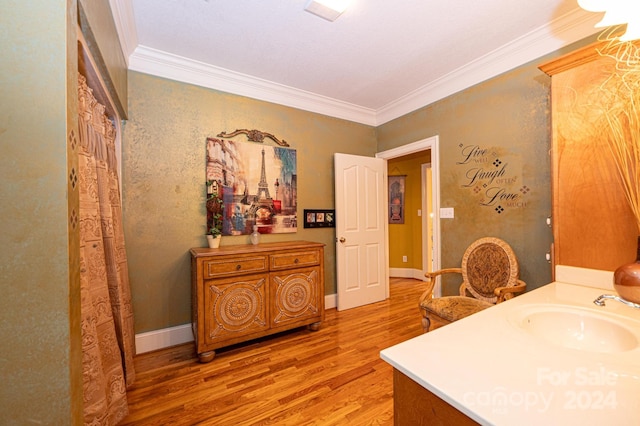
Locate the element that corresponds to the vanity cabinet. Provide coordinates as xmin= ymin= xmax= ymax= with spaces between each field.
xmin=190 ymin=241 xmax=325 ymax=362
xmin=539 ymin=41 xmax=638 ymax=272
xmin=393 ymin=369 xmax=479 ymax=425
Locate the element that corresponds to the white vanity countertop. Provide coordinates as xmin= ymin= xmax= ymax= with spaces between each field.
xmin=380 ymin=266 xmax=640 ymax=425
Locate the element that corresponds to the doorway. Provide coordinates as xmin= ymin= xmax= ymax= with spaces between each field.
xmin=376 ymin=136 xmax=441 ymax=295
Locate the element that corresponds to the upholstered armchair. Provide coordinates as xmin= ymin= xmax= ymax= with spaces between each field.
xmin=419 ymin=237 xmax=526 ymax=332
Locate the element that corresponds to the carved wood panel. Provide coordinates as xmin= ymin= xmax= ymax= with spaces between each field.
xmin=271 ymin=267 xmax=320 ymax=328
xmin=204 ymin=274 xmax=269 ymax=345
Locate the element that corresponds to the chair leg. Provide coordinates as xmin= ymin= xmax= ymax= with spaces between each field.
xmin=421 ymin=316 xmax=431 ymax=333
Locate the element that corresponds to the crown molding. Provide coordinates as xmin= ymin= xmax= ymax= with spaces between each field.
xmin=375 ymin=8 xmax=600 ymax=125
xmin=113 ymin=2 xmax=599 ymax=126
xmin=129 ymin=46 xmax=378 ymax=126
xmin=109 ymin=0 xmax=138 ymax=65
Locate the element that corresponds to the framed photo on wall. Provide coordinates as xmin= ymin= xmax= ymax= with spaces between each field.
xmin=388 ymin=175 xmax=406 ymax=224
xmin=304 ymin=209 xmax=335 ymax=228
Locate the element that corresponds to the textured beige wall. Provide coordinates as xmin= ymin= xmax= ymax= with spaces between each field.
xmin=0 ymin=0 xmax=82 ymax=423
xmin=377 ymin=36 xmax=599 ymax=296
xmin=79 ymin=0 xmax=128 ymax=117
xmin=124 ymin=38 xmax=595 ymax=330
xmin=377 ymin=62 xmax=555 ymax=295
xmin=124 ymin=71 xmax=377 ymax=332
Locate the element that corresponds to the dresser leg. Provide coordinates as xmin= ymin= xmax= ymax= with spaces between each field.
xmin=198 ymin=350 xmax=216 ymax=363
xmin=307 ymin=322 xmax=321 ymax=331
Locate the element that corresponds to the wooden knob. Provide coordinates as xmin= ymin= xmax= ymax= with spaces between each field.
xmin=236 ymin=264 xmax=241 ymax=270
xmin=294 ymin=258 xmax=299 ymax=264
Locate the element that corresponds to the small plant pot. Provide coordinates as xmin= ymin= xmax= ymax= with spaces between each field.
xmin=206 ymin=234 xmax=221 ymax=248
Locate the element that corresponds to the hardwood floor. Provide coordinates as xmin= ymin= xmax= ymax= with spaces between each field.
xmin=121 ymin=278 xmax=426 ymax=425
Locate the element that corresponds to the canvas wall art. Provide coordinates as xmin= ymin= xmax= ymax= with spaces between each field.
xmin=388 ymin=175 xmax=406 ymax=224
xmin=206 ymin=137 xmax=297 ymax=235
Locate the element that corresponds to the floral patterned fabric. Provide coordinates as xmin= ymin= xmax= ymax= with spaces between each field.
xmin=464 ymin=243 xmax=511 ymax=299
xmin=78 ymin=74 xmax=136 ymax=425
xmin=420 ymin=296 xmax=492 ymax=323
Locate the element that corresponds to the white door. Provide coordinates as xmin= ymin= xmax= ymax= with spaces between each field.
xmin=334 ymin=153 xmax=388 ymax=311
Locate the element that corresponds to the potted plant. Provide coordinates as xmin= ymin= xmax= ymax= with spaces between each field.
xmin=206 ymin=180 xmax=224 ymax=248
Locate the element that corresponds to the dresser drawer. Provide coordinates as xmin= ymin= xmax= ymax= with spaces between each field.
xmin=270 ymin=249 xmax=320 ymax=270
xmin=203 ymin=255 xmax=268 ymax=279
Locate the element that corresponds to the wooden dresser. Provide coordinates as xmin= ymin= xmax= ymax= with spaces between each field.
xmin=190 ymin=240 xmax=325 ymax=362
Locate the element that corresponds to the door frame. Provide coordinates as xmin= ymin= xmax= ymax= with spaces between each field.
xmin=421 ymin=162 xmax=432 ymax=278
xmin=376 ymin=136 xmax=442 ymax=296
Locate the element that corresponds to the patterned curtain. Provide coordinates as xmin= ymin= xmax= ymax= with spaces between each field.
xmin=78 ymin=74 xmax=136 ymax=424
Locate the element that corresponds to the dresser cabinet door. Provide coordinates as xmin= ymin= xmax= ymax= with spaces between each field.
xmin=203 ymin=274 xmax=270 ymax=346
xmin=270 ymin=266 xmax=321 ymax=329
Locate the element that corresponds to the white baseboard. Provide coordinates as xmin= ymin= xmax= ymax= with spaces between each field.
xmin=325 ymin=293 xmax=337 ymax=309
xmin=135 ymin=323 xmax=194 ymax=354
xmin=135 ymin=293 xmax=339 ymax=354
xmin=389 ymin=267 xmax=427 ymax=281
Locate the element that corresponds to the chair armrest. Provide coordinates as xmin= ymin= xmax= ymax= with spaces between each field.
xmin=425 ymin=268 xmax=462 ymax=281
xmin=420 ymin=268 xmax=463 ymax=304
xmin=418 ymin=282 xmax=436 ymax=306
xmin=494 ymin=279 xmax=526 ymax=303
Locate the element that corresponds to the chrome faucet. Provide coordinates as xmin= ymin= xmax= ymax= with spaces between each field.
xmin=593 ymin=294 xmax=640 ymax=309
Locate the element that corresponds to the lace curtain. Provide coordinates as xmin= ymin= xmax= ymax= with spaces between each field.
xmin=78 ymin=74 xmax=136 ymax=424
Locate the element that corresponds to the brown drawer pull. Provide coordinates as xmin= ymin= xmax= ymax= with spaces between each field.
xmin=294 ymin=258 xmax=299 ymax=264
xmin=236 ymin=264 xmax=242 ymax=270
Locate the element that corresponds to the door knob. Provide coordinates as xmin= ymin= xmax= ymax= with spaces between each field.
xmin=339 ymin=237 xmax=346 ymax=243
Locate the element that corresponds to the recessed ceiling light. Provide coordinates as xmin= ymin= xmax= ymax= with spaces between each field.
xmin=304 ymin=0 xmax=351 ymax=22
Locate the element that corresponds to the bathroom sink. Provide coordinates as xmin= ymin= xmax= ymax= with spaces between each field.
xmin=512 ymin=305 xmax=639 ymax=353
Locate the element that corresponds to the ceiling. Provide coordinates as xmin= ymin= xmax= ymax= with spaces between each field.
xmin=109 ymin=0 xmax=601 ymax=125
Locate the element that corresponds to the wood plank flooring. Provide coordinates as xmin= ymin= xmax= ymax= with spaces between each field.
xmin=121 ymin=278 xmax=426 ymax=425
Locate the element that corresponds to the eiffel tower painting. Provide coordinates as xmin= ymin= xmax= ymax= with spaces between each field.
xmin=255 ymin=148 xmax=271 ymax=199
xmin=206 ymin=136 xmax=297 ymax=235
xmin=248 ymin=148 xmax=275 ymax=219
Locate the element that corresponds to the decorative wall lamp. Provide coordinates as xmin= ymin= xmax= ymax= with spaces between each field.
xmin=577 ymin=0 xmax=640 ymax=41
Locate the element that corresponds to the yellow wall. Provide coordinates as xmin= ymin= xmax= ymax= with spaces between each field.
xmin=124 ymin=71 xmax=377 ymax=332
xmin=0 ymin=0 xmax=82 ymax=423
xmin=388 ymin=151 xmax=431 ymax=269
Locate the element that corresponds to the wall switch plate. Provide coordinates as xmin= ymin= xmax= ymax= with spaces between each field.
xmin=417 ymin=209 xmax=422 ymax=216
xmin=440 ymin=207 xmax=454 ymax=218
xmin=402 ymin=255 xmax=408 ymax=263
